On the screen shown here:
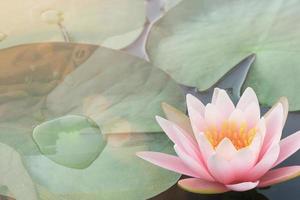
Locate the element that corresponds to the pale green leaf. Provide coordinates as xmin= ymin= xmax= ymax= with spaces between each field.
xmin=147 ymin=0 xmax=300 ymax=110
xmin=0 ymin=43 xmax=184 ymax=199
xmin=0 ymin=0 xmax=145 ymax=49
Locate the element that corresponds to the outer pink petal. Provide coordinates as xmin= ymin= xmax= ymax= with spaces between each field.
xmin=172 ymin=126 xmax=201 ymax=160
xmin=247 ymin=144 xmax=280 ymax=181
xmin=187 ymin=105 xmax=206 ymax=135
xmin=136 ymin=151 xmax=200 ymax=178
xmin=207 ymin=154 xmax=235 ymax=184
xmin=264 ymin=97 xmax=289 ymax=127
xmin=258 ymin=166 xmax=300 ymax=187
xmin=156 ymin=116 xmax=197 ymax=155
xmin=260 ymin=103 xmax=283 ymax=158
xmin=186 ymin=94 xmax=205 ymax=117
xmin=174 ymin=145 xmax=214 ymax=181
xmin=178 ymin=178 xmax=228 ymax=194
xmin=279 ymin=97 xmax=289 ymax=126
xmin=273 ymin=130 xmax=300 ymax=167
xmin=236 ymin=87 xmax=259 ymax=111
xmin=213 ymin=89 xmax=235 ymax=118
xmin=161 ymin=102 xmax=194 ymax=136
xmin=243 ymin=102 xmax=260 ymax=128
xmin=226 ymin=181 xmax=259 ymax=192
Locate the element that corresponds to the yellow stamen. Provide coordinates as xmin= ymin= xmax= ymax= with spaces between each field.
xmin=204 ymin=120 xmax=257 ymax=150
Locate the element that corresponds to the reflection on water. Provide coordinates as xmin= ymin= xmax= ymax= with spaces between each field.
xmin=221 ymin=190 xmax=268 ymax=200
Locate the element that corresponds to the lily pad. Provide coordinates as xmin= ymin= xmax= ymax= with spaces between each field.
xmin=147 ymin=0 xmax=300 ymax=111
xmin=0 ymin=42 xmax=184 ymax=199
xmin=32 ymin=115 xmax=106 ymax=169
xmin=0 ymin=0 xmax=145 ymax=49
xmin=26 ymin=132 xmax=179 ymax=200
xmin=0 ymin=143 xmax=37 ymax=200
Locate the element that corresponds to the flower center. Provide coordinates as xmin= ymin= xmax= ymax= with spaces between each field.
xmin=204 ymin=121 xmax=257 ymax=150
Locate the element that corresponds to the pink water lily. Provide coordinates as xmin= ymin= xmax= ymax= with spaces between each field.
xmin=137 ymin=88 xmax=300 ymax=193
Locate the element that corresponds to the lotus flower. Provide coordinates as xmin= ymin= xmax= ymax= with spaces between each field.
xmin=137 ymin=88 xmax=300 ymax=193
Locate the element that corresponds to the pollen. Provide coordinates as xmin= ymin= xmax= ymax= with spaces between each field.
xmin=204 ymin=121 xmax=257 ymax=150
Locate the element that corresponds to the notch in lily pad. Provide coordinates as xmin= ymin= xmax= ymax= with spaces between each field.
xmin=32 ymin=115 xmax=107 ymax=169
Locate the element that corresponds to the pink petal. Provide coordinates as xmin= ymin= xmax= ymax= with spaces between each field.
xmin=243 ymin=102 xmax=260 ymax=128
xmin=136 ymin=151 xmax=200 ymax=178
xmin=204 ymin=103 xmax=225 ymax=128
xmin=187 ymin=104 xmax=206 ymax=135
xmin=279 ymin=97 xmax=289 ymax=126
xmin=230 ymin=147 xmax=256 ymax=179
xmin=172 ymin=126 xmax=201 ymax=160
xmin=256 ymin=118 xmax=266 ymax=147
xmin=207 ymin=154 xmax=235 ymax=184
xmin=211 ymin=88 xmax=220 ymax=105
xmin=241 ymin=122 xmax=265 ymax=166
xmin=214 ymin=138 xmax=257 ymax=182
xmin=195 ymin=133 xmax=215 ymax=163
xmin=260 ymin=103 xmax=283 ymax=158
xmin=273 ymin=130 xmax=300 ymax=167
xmin=214 ymin=139 xmax=258 ymax=182
xmin=156 ymin=116 xmax=197 ymax=155
xmin=229 ymin=109 xmax=246 ymax=126
xmin=174 ymin=145 xmax=214 ymax=181
xmin=186 ymin=94 xmax=205 ymax=117
xmin=213 ymin=89 xmax=235 ymax=118
xmin=226 ymin=181 xmax=259 ymax=191
xmin=248 ymin=131 xmax=263 ymax=162
xmin=178 ymin=178 xmax=228 ymax=194
xmin=258 ymin=166 xmax=300 ymax=187
xmin=247 ymin=144 xmax=280 ymax=181
xmin=236 ymin=87 xmax=259 ymax=111
xmin=161 ymin=102 xmax=194 ymax=136
xmin=215 ymin=138 xmax=237 ymax=160
xmin=264 ymin=97 xmax=289 ymax=127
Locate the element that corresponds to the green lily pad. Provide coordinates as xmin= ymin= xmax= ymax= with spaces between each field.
xmin=0 ymin=42 xmax=184 ymax=199
xmin=0 ymin=142 xmax=37 ymax=200
xmin=0 ymin=0 xmax=145 ymax=49
xmin=26 ymin=132 xmax=179 ymax=200
xmin=32 ymin=115 xmax=107 ymax=169
xmin=147 ymin=0 xmax=300 ymax=111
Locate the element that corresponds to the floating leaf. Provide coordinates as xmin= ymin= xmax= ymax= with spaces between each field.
xmin=26 ymin=132 xmax=179 ymax=200
xmin=147 ymin=0 xmax=300 ymax=110
xmin=0 ymin=42 xmax=184 ymax=199
xmin=0 ymin=0 xmax=145 ymax=48
xmin=32 ymin=115 xmax=106 ymax=169
xmin=0 ymin=143 xmax=37 ymax=200
xmin=45 ymin=45 xmax=185 ymax=133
